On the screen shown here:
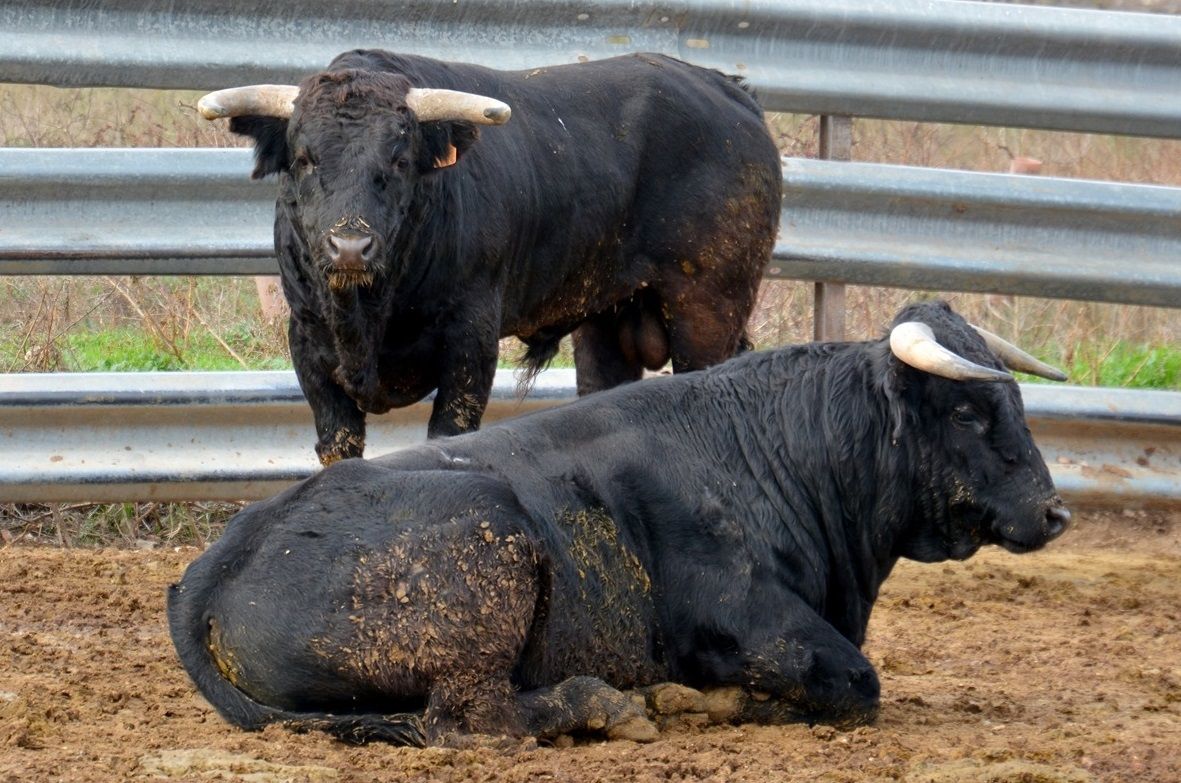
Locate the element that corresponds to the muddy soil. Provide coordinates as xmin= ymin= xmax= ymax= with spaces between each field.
xmin=1 ymin=509 xmax=1178 ymax=783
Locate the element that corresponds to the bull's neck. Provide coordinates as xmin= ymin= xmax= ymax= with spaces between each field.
xmin=726 ymin=343 xmax=912 ymax=640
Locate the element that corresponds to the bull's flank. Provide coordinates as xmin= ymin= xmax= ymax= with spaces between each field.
xmin=200 ymin=50 xmax=781 ymax=465
xmin=168 ymin=301 xmax=1069 ymax=747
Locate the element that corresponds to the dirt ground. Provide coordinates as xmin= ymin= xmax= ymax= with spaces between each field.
xmin=0 ymin=509 xmax=1178 ymax=783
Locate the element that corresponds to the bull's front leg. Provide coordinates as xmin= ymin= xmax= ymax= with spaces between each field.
xmin=290 ymin=319 xmax=366 ymax=466
xmin=427 ymin=307 xmax=500 ymax=439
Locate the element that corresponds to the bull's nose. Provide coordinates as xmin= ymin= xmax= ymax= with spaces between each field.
xmin=1045 ymin=505 xmax=1071 ymax=538
xmin=324 ymin=233 xmax=376 ymax=268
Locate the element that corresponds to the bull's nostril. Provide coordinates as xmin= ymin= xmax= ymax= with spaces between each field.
xmin=324 ymin=234 xmax=374 ymax=268
xmin=1045 ymin=505 xmax=1071 ymax=537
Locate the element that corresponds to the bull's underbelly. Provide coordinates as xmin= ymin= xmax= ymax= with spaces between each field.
xmin=499 ymin=245 xmax=647 ymax=338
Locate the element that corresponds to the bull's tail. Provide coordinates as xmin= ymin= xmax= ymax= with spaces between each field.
xmin=516 ymin=335 xmax=563 ymax=395
xmin=165 ymin=582 xmax=426 ymax=746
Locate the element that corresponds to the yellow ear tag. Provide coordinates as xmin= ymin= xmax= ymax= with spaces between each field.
xmin=433 ymin=143 xmax=458 ymax=169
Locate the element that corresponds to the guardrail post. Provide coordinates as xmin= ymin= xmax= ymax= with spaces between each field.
xmin=813 ymin=114 xmax=852 ymax=341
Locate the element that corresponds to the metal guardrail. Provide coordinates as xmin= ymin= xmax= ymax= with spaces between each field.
xmin=5 ymin=148 xmax=1181 ymax=310
xmin=773 ymin=159 xmax=1181 ymax=308
xmin=5 ymin=1 xmax=1181 ymax=137
xmin=0 ymin=370 xmax=574 ymax=503
xmin=1 ymin=370 xmax=1177 ymax=507
xmin=0 ymin=148 xmax=275 ymax=275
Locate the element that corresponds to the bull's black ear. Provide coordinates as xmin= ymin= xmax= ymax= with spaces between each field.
xmin=417 ymin=121 xmax=480 ymax=173
xmin=228 ymin=116 xmax=291 ymax=179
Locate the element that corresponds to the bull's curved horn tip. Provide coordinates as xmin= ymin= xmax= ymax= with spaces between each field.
xmin=970 ymin=323 xmax=1068 ymax=382
xmin=196 ymin=96 xmax=226 ymax=120
xmin=483 ymin=105 xmax=511 ymax=123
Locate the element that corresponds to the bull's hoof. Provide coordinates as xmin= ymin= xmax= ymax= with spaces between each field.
xmin=606 ymin=713 xmax=659 ymax=743
xmin=639 ymin=683 xmax=707 ymax=716
xmin=581 ymin=686 xmax=660 ymax=742
xmin=316 ymin=431 xmax=365 ymax=467
xmin=700 ymin=686 xmax=745 ymax=724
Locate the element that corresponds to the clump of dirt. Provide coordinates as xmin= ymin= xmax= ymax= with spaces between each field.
xmin=0 ymin=509 xmax=1177 ymax=782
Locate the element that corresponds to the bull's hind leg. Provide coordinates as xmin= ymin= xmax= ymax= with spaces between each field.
xmin=516 ymin=676 xmax=657 ymax=742
xmin=664 ymin=294 xmax=752 ymax=374
xmin=649 ymin=254 xmax=764 ymax=374
xmin=347 ymin=513 xmax=542 ymax=745
xmin=573 ymin=291 xmax=674 ymax=396
xmin=647 ymin=168 xmax=779 ymax=374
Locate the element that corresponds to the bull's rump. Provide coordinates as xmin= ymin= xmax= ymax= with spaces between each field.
xmin=169 ymin=459 xmax=664 ymax=718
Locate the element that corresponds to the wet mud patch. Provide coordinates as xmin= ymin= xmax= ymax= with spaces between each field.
xmin=0 ymin=509 xmax=1177 ymax=782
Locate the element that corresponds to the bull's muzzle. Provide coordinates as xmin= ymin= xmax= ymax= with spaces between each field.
xmin=993 ymin=502 xmax=1071 ymax=553
xmin=324 ymin=231 xmax=378 ymax=290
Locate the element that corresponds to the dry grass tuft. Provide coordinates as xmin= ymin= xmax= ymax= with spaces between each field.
xmin=0 ymin=501 xmax=241 ymax=548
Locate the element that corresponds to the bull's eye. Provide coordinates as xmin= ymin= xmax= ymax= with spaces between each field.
xmin=393 ymin=156 xmax=410 ymax=172
xmin=951 ymin=405 xmax=982 ymax=429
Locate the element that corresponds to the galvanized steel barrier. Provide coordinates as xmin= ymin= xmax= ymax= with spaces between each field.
xmin=0 ymin=0 xmax=1178 ymax=505
xmin=6 ymin=148 xmax=1181 ymax=308
xmin=772 ymin=159 xmax=1181 ymax=308
xmin=2 ymin=370 xmax=1178 ymax=508
xmin=7 ymin=0 xmax=1181 ymax=136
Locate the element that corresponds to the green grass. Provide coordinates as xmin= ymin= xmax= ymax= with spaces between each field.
xmin=55 ymin=326 xmax=290 ymax=372
xmin=953 ymin=341 xmax=1180 ymax=390
xmin=1066 ymin=342 xmax=1181 ymax=389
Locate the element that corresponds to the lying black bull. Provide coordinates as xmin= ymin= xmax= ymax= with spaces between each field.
xmin=198 ymin=51 xmax=781 ymax=464
xmin=168 ymin=302 xmax=1070 ymax=745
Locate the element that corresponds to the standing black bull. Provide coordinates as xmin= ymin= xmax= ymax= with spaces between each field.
xmin=168 ymin=301 xmax=1070 ymax=746
xmin=198 ymin=50 xmax=782 ymax=465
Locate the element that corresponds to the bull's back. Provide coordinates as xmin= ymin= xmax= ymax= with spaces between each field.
xmin=333 ymin=49 xmax=776 ymax=231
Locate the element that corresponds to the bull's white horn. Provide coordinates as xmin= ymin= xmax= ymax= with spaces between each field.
xmin=889 ymin=322 xmax=1013 ymax=383
xmin=970 ymin=324 xmax=1068 ymax=382
xmin=406 ymin=88 xmax=511 ymax=125
xmin=197 ymin=85 xmax=300 ymax=120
